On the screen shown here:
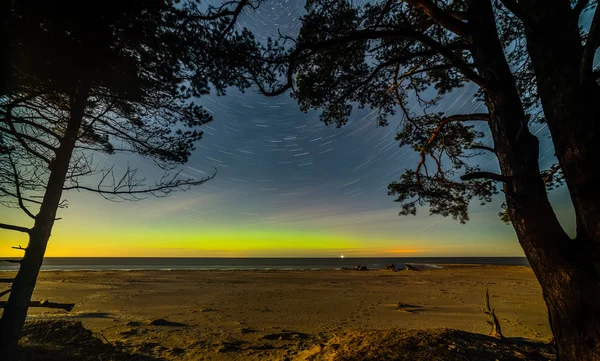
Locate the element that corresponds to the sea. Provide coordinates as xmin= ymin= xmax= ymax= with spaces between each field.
xmin=0 ymin=257 xmax=529 ymax=272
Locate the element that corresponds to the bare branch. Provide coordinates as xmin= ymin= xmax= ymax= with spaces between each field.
xmin=543 ymin=163 xmax=562 ymax=184
xmin=0 ymin=188 xmax=45 ymax=206
xmin=190 ymin=0 xmax=251 ymax=21
xmin=441 ymin=113 xmax=491 ymax=122
xmin=2 ymin=112 xmax=62 ymax=140
xmin=413 ymin=34 xmax=489 ymax=89
xmin=260 ymin=28 xmax=490 ymax=95
xmin=0 ymin=91 xmax=46 ymax=109
xmin=460 ymin=171 xmax=509 ymax=182
xmin=63 ymin=167 xmax=217 ymax=200
xmin=7 ymin=153 xmax=36 ymax=219
xmin=0 ymin=279 xmax=14 ymax=284
xmin=0 ymin=223 xmax=31 ymax=234
xmin=0 ymin=126 xmax=57 ymax=152
xmin=0 ymin=289 xmax=11 ymax=298
xmin=405 ymin=0 xmax=472 ymax=41
xmin=416 ymin=113 xmax=490 ymax=176
xmin=499 ymin=0 xmax=535 ymax=30
xmin=221 ymin=0 xmax=250 ymax=35
xmin=316 ymin=44 xmax=470 ymax=117
xmin=2 ymin=105 xmax=54 ymax=164
xmin=470 ymin=144 xmax=496 ymax=153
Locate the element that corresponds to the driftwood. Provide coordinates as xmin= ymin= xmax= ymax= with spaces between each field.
xmin=0 ymin=300 xmax=74 ymax=312
xmin=484 ymin=289 xmax=503 ymax=338
xmin=396 ymin=302 xmax=422 ymax=313
xmin=404 ymin=264 xmax=420 ymax=271
xmin=341 ymin=265 xmax=368 ymax=271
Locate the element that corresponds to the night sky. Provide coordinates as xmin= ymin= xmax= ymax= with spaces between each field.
xmin=0 ymin=0 xmax=578 ymax=257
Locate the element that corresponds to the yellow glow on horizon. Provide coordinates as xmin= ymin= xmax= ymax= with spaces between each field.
xmin=0 ymin=203 xmax=526 ymax=258
xmin=2 ymin=226 xmax=375 ymax=257
xmin=0 ymin=223 xmax=523 ymax=257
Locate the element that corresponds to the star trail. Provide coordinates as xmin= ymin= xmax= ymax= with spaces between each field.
xmin=0 ymin=0 xmax=576 ymax=257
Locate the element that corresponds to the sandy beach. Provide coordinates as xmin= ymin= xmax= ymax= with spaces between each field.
xmin=11 ymin=265 xmax=551 ymax=360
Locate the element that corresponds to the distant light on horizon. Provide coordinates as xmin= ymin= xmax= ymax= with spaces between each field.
xmin=341 ymin=255 xmax=344 ymax=258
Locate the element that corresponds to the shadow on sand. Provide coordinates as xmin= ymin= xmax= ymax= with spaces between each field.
xmin=14 ymin=320 xmax=165 ymax=361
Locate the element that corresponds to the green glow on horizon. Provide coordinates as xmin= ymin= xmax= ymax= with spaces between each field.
xmin=0 ymin=219 xmax=523 ymax=257
xmin=0 ymin=189 xmax=543 ymax=258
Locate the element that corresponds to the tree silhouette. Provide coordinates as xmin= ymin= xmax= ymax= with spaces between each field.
xmin=239 ymin=0 xmax=600 ymax=360
xmin=0 ymin=0 xmax=256 ymax=352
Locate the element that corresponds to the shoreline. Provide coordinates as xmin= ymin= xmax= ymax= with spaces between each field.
xmin=0 ymin=263 xmax=531 ymax=273
xmin=0 ymin=257 xmax=531 ymax=273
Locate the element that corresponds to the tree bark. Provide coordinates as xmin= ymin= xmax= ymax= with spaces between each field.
xmin=0 ymin=85 xmax=88 ymax=354
xmin=517 ymin=2 xmax=600 ymax=358
xmin=468 ymin=2 xmax=600 ymax=360
xmin=520 ymin=0 xmax=600 ymax=244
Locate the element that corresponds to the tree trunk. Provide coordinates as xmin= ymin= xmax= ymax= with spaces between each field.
xmin=468 ymin=2 xmax=600 ymax=360
xmin=0 ymin=231 xmax=48 ymax=355
xmin=520 ymin=0 xmax=600 ymax=246
xmin=0 ymin=86 xmax=88 ymax=354
xmin=516 ymin=3 xmax=600 ymax=358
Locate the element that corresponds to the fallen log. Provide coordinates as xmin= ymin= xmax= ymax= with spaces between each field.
xmin=0 ymin=300 xmax=74 ymax=312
